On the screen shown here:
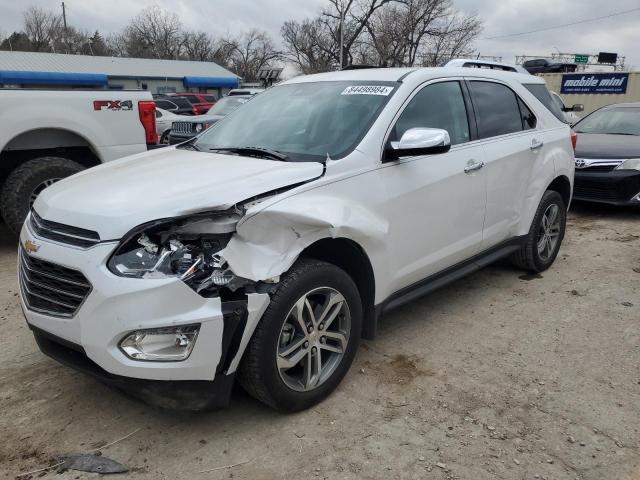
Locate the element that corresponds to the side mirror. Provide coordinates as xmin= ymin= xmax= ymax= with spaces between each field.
xmin=562 ymin=104 xmax=584 ymax=113
xmin=385 ymin=128 xmax=451 ymax=161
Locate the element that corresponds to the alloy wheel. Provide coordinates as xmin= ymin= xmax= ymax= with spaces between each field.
xmin=537 ymin=203 xmax=561 ymax=261
xmin=277 ymin=287 xmax=351 ymax=392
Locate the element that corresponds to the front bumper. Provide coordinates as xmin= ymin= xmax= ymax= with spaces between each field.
xmin=19 ymin=221 xmax=270 ymax=387
xmin=573 ymin=170 xmax=640 ymax=206
xmin=32 ymin=326 xmax=235 ymax=410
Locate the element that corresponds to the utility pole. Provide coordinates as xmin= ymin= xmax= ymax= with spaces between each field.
xmin=339 ymin=2 xmax=345 ymax=69
xmin=61 ymin=2 xmax=69 ymax=53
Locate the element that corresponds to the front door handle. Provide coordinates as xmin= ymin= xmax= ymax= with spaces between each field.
xmin=464 ymin=160 xmax=485 ymax=174
xmin=530 ymin=138 xmax=544 ymax=150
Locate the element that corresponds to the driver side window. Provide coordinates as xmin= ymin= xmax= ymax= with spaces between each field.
xmin=393 ymin=81 xmax=470 ymax=145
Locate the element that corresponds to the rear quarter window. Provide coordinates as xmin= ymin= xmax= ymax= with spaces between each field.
xmin=524 ymin=84 xmax=566 ymax=122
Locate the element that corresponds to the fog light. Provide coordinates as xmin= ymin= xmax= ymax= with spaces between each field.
xmin=119 ymin=324 xmax=200 ymax=361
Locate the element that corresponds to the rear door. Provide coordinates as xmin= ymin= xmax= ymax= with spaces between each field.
xmin=466 ymin=80 xmax=541 ymax=248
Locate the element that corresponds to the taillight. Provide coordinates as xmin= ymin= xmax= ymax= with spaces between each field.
xmin=570 ymin=130 xmax=578 ymax=151
xmin=138 ymin=101 xmax=158 ymax=145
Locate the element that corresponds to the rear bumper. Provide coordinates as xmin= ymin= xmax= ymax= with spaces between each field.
xmin=32 ymin=325 xmax=235 ymax=410
xmin=573 ymin=170 xmax=640 ymax=206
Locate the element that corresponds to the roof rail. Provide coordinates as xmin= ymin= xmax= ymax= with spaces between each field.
xmin=341 ymin=64 xmax=381 ymax=71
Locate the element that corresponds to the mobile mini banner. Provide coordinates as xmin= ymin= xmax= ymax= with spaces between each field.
xmin=560 ymin=73 xmax=629 ymax=94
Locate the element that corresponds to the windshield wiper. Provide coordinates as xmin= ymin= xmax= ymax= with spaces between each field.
xmin=606 ymin=132 xmax=637 ymax=136
xmin=177 ymin=138 xmax=201 ymax=151
xmin=209 ymin=146 xmax=289 ymax=161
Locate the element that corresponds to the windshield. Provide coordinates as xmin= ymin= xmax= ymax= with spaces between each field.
xmin=194 ymin=81 xmax=398 ymax=162
xmin=207 ymin=96 xmax=252 ymax=116
xmin=574 ymin=107 xmax=640 ymax=135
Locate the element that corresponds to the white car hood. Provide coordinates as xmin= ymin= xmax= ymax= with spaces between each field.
xmin=34 ymin=148 xmax=324 ymax=240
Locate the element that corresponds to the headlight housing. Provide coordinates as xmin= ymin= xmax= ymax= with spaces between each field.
xmin=107 ymin=212 xmax=245 ymax=296
xmin=615 ymin=158 xmax=640 ymax=171
xmin=194 ymin=123 xmax=203 ymax=133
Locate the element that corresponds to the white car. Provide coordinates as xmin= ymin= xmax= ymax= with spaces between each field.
xmin=20 ymin=67 xmax=575 ymax=412
xmin=550 ymin=91 xmax=582 ymax=125
xmin=155 ymin=107 xmax=181 ymax=144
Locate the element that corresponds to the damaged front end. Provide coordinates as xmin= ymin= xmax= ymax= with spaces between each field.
xmin=107 ymin=210 xmax=264 ymax=298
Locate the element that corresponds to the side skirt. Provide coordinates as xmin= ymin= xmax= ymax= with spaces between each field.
xmin=374 ymin=237 xmax=525 ymax=321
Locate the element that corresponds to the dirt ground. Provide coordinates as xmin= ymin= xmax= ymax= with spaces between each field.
xmin=1 ymin=203 xmax=639 ymax=480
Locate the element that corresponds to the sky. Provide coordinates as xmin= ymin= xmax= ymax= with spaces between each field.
xmin=1 ymin=0 xmax=639 ymax=69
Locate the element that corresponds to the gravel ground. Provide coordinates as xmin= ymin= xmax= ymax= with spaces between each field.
xmin=1 ymin=203 xmax=639 ymax=480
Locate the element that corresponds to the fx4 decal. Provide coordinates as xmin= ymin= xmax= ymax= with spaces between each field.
xmin=93 ymin=100 xmax=134 ymax=111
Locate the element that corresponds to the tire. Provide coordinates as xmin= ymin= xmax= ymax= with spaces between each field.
xmin=511 ymin=190 xmax=566 ymax=272
xmin=160 ymin=131 xmax=170 ymax=145
xmin=238 ymin=258 xmax=362 ymax=412
xmin=0 ymin=157 xmax=85 ymax=235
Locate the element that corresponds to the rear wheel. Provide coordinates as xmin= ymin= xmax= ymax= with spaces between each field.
xmin=0 ymin=157 xmax=85 ymax=235
xmin=511 ymin=190 xmax=566 ymax=272
xmin=238 ymin=259 xmax=362 ymax=412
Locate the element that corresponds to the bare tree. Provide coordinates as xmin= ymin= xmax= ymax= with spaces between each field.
xmin=421 ymin=12 xmax=482 ymax=66
xmin=23 ymin=6 xmax=63 ymax=52
xmin=105 ymin=33 xmax=129 ymax=57
xmin=225 ymin=30 xmax=281 ymax=81
xmin=124 ymin=5 xmax=183 ymax=59
xmin=282 ymin=0 xmax=482 ymax=73
xmin=323 ymin=0 xmax=396 ymax=67
xmin=281 ymin=19 xmax=338 ymax=74
xmin=182 ymin=31 xmax=215 ymax=61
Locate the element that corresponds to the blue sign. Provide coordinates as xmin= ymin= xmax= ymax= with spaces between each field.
xmin=560 ymin=73 xmax=629 ymax=94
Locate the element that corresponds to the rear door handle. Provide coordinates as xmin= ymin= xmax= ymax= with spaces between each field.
xmin=464 ymin=160 xmax=485 ymax=174
xmin=530 ymin=138 xmax=544 ymax=150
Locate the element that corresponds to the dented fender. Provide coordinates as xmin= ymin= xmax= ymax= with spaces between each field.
xmin=220 ymin=194 xmax=389 ymax=282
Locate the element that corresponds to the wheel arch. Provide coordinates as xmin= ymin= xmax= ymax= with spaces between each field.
xmin=300 ymin=237 xmax=377 ymax=340
xmin=1 ymin=127 xmax=102 ymax=178
xmin=546 ymin=175 xmax=572 ymax=209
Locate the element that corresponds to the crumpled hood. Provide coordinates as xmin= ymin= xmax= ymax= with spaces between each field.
xmin=34 ymin=147 xmax=324 ymax=240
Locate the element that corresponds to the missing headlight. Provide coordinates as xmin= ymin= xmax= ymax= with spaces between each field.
xmin=107 ymin=212 xmax=248 ymax=297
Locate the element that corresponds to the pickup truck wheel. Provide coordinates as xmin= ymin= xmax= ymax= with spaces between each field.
xmin=0 ymin=157 xmax=85 ymax=234
xmin=511 ymin=190 xmax=566 ymax=272
xmin=238 ymin=259 xmax=362 ymax=412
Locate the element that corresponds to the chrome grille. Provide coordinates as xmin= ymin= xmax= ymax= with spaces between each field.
xmin=172 ymin=122 xmax=194 ymax=134
xmin=19 ymin=248 xmax=92 ymax=318
xmin=30 ymin=211 xmax=100 ymax=248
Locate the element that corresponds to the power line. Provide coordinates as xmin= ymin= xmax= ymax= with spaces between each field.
xmin=483 ymin=7 xmax=640 ymax=40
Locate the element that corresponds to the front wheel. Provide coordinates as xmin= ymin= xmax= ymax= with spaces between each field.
xmin=238 ymin=259 xmax=362 ymax=412
xmin=511 ymin=190 xmax=566 ymax=272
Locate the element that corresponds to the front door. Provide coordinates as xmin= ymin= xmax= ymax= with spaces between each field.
xmin=380 ymin=80 xmax=487 ymax=295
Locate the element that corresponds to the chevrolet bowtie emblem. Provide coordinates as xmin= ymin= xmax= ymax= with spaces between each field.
xmin=23 ymin=239 xmax=40 ymax=254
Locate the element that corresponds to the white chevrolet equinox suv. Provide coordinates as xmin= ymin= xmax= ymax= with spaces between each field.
xmin=19 ymin=67 xmax=575 ymax=411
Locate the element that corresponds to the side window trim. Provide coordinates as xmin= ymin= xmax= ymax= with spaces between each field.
xmin=464 ymin=78 xmax=538 ymax=140
xmin=460 ymin=80 xmax=479 ymax=141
